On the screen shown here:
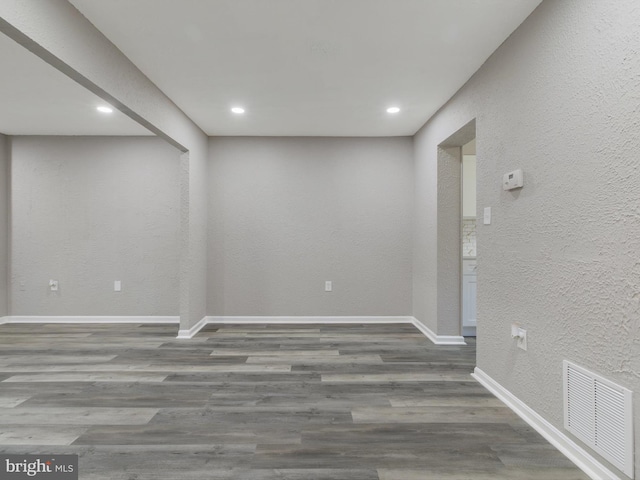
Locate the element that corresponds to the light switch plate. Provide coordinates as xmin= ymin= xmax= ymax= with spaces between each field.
xmin=114 ymin=280 xmax=122 ymax=292
xmin=483 ymin=207 xmax=492 ymax=225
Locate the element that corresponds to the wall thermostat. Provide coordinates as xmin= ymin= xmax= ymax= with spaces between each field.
xmin=503 ymin=169 xmax=524 ymax=190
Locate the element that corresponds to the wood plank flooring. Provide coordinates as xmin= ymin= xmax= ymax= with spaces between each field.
xmin=0 ymin=323 xmax=589 ymax=479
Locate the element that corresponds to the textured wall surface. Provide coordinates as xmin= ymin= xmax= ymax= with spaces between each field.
xmin=436 ymin=147 xmax=462 ymax=336
xmin=10 ymin=137 xmax=180 ymax=316
xmin=0 ymin=0 xmax=209 ymax=330
xmin=462 ymin=155 xmax=477 ymax=218
xmin=412 ymin=128 xmax=438 ymax=333
xmin=208 ymin=137 xmax=413 ymax=316
xmin=413 ymin=0 xmax=640 ymax=476
xmin=0 ymin=134 xmax=8 ymax=316
xmin=183 ymin=137 xmax=209 ymax=327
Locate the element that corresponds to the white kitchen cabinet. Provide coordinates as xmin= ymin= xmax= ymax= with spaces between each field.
xmin=462 ymin=259 xmax=477 ymax=336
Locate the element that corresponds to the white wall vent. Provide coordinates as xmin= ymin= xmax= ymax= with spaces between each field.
xmin=564 ymin=360 xmax=634 ymax=478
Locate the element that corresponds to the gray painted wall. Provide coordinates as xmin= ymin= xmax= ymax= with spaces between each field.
xmin=0 ymin=134 xmax=8 ymax=316
xmin=413 ymin=0 xmax=640 ymax=476
xmin=10 ymin=136 xmax=180 ymax=316
xmin=208 ymin=137 xmax=413 ymax=316
xmin=0 ymin=1 xmax=209 ymax=330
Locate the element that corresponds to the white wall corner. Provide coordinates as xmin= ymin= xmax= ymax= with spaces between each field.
xmin=472 ymin=367 xmax=623 ymax=480
xmin=411 ymin=317 xmax=466 ymax=345
xmin=176 ymin=316 xmax=208 ymax=339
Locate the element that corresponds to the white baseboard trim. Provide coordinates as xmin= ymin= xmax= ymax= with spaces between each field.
xmin=178 ymin=316 xmax=467 ymax=346
xmin=412 ymin=318 xmax=467 ymax=345
xmin=178 ymin=315 xmax=416 ymax=339
xmin=472 ymin=367 xmax=622 ymax=480
xmin=0 ymin=314 xmax=468 ymax=346
xmin=1 ymin=316 xmax=179 ymax=324
xmin=208 ymin=315 xmax=414 ymax=325
xmin=176 ymin=316 xmax=208 ymax=339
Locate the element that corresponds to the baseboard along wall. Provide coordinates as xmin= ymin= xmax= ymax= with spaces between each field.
xmin=0 ymin=315 xmax=466 ymax=346
xmin=176 ymin=315 xmax=467 ymax=345
xmin=1 ymin=316 xmax=179 ymax=324
xmin=472 ymin=367 xmax=623 ymax=480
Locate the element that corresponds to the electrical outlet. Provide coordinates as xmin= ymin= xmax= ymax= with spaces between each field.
xmin=49 ymin=279 xmax=59 ymax=292
xmin=325 ymin=281 xmax=332 ymax=292
xmin=517 ymin=328 xmax=527 ymax=351
xmin=511 ymin=324 xmax=527 ymax=351
xmin=114 ymin=280 xmax=122 ymax=292
xmin=511 ymin=324 xmax=520 ymax=338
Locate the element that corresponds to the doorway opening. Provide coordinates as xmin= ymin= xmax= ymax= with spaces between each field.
xmin=461 ymin=139 xmax=477 ymax=337
xmin=434 ymin=118 xmax=475 ymax=347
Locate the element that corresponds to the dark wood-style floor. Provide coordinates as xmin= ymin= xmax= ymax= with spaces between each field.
xmin=0 ymin=323 xmax=588 ymax=479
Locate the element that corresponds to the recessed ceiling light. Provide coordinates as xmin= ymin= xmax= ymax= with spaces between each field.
xmin=231 ymin=107 xmax=245 ymax=114
xmin=96 ymin=106 xmax=113 ymax=114
xmin=386 ymin=107 xmax=400 ymax=114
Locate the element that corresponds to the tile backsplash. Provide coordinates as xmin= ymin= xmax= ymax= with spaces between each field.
xmin=462 ymin=218 xmax=477 ymax=257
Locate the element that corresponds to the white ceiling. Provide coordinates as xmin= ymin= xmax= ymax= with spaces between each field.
xmin=69 ymin=0 xmax=542 ymax=137
xmin=0 ymin=32 xmax=151 ymax=136
xmin=0 ymin=1 xmax=542 ymax=137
